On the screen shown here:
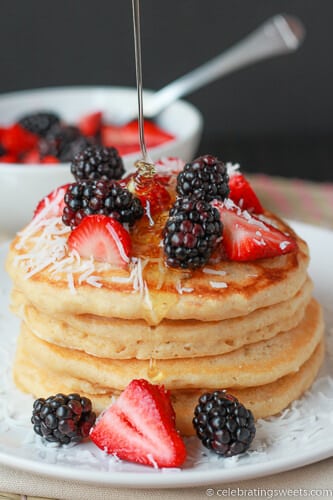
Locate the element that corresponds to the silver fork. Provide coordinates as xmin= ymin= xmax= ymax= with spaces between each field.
xmin=112 ymin=14 xmax=305 ymax=126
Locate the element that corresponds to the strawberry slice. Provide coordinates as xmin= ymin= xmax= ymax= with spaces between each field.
xmin=0 ymin=153 xmax=18 ymax=163
xmin=213 ymin=199 xmax=297 ymax=261
xmin=22 ymin=148 xmax=41 ymax=164
xmin=115 ymin=144 xmax=141 ymax=156
xmin=154 ymin=157 xmax=185 ymax=187
xmin=33 ymin=184 xmax=71 ymax=219
xmin=78 ymin=111 xmax=103 ymax=137
xmin=1 ymin=123 xmax=38 ymax=154
xmin=90 ymin=379 xmax=186 ymax=468
xmin=121 ymin=173 xmax=171 ymax=215
xmin=228 ymin=173 xmax=263 ymax=214
xmin=101 ymin=120 xmax=174 ymax=153
xmin=68 ymin=214 xmax=131 ymax=266
xmin=41 ymin=155 xmax=60 ymax=164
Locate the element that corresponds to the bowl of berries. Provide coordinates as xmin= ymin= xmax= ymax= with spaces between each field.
xmin=0 ymin=86 xmax=203 ymax=235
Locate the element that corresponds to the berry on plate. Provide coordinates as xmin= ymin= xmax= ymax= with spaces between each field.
xmin=78 ymin=111 xmax=102 ymax=137
xmin=90 ymin=379 xmax=186 ymax=468
xmin=1 ymin=123 xmax=39 ymax=154
xmin=176 ymin=154 xmax=229 ymax=202
xmin=71 ymin=145 xmax=124 ymax=182
xmin=193 ymin=390 xmax=256 ymax=457
xmin=32 ymin=393 xmax=96 ymax=445
xmin=163 ymin=197 xmax=222 ymax=269
xmin=62 ymin=180 xmax=143 ymax=229
xmin=67 ymin=214 xmax=132 ymax=266
xmin=228 ymin=173 xmax=263 ymax=214
xmin=213 ymin=199 xmax=297 ymax=261
xmin=122 ymin=168 xmax=172 ymax=217
xmin=33 ymin=184 xmax=70 ymax=219
xmin=154 ymin=156 xmax=185 ymax=187
xmin=18 ymin=112 xmax=60 ymax=137
xmin=101 ymin=120 xmax=174 ymax=156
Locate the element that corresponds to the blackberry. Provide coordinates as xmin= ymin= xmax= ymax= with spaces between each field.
xmin=193 ymin=391 xmax=256 ymax=457
xmin=163 ymin=197 xmax=222 ymax=269
xmin=18 ymin=112 xmax=60 ymax=137
xmin=40 ymin=125 xmax=93 ymax=162
xmin=31 ymin=393 xmax=96 ymax=445
xmin=176 ymin=154 xmax=229 ymax=202
xmin=71 ymin=145 xmax=125 ymax=182
xmin=62 ymin=179 xmax=144 ymax=229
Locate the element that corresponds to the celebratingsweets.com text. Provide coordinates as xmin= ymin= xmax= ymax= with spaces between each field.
xmin=205 ymin=487 xmax=333 ymax=498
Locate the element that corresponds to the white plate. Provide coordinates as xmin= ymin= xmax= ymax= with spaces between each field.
xmin=0 ymin=220 xmax=333 ymax=489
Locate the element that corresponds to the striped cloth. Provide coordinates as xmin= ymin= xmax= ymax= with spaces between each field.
xmin=249 ymin=174 xmax=333 ymax=229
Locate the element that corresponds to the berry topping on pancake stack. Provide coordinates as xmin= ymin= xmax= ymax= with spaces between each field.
xmin=6 ymin=151 xmax=324 ymax=466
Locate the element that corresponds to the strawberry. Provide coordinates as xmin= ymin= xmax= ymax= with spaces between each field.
xmin=143 ymin=120 xmax=175 ymax=147
xmin=228 ymin=173 xmax=263 ymax=214
xmin=213 ymin=199 xmax=297 ymax=261
xmin=33 ymin=183 xmax=70 ymax=219
xmin=115 ymin=144 xmax=141 ymax=156
xmin=90 ymin=379 xmax=186 ymax=468
xmin=123 ymin=173 xmax=171 ymax=216
xmin=78 ymin=111 xmax=103 ymax=137
xmin=0 ymin=153 xmax=18 ymax=163
xmin=22 ymin=148 xmax=41 ymax=164
xmin=1 ymin=124 xmax=38 ymax=154
xmin=67 ymin=214 xmax=131 ymax=266
xmin=101 ymin=120 xmax=174 ymax=154
xmin=41 ymin=155 xmax=60 ymax=164
xmin=154 ymin=157 xmax=185 ymax=187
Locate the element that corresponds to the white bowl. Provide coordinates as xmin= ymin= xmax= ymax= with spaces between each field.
xmin=0 ymin=86 xmax=203 ymax=236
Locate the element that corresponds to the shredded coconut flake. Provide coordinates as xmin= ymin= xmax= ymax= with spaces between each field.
xmin=226 ymin=162 xmax=240 ymax=176
xmin=202 ymin=267 xmax=227 ymax=276
xmin=209 ymin=281 xmax=228 ymax=289
xmin=176 ymin=280 xmax=194 ymax=294
xmin=280 ymin=241 xmax=291 ymax=250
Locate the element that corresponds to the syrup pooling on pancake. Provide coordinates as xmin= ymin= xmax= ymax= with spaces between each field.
xmin=7 ymin=153 xmax=321 ymax=449
xmin=7 ymin=158 xmax=306 ymax=327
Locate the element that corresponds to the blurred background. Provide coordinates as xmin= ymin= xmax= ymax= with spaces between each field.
xmin=0 ymin=0 xmax=332 ymax=181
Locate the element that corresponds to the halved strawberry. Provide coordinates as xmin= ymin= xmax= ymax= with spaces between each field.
xmin=213 ymin=199 xmax=297 ymax=261
xmin=228 ymin=173 xmax=263 ymax=214
xmin=114 ymin=144 xmax=141 ymax=156
xmin=1 ymin=124 xmax=38 ymax=154
xmin=78 ymin=111 xmax=103 ymax=137
xmin=0 ymin=153 xmax=18 ymax=163
xmin=122 ymin=173 xmax=171 ymax=215
xmin=33 ymin=183 xmax=71 ymax=219
xmin=101 ymin=120 xmax=174 ymax=153
xmin=154 ymin=157 xmax=185 ymax=187
xmin=22 ymin=148 xmax=41 ymax=164
xmin=41 ymin=155 xmax=60 ymax=164
xmin=67 ymin=214 xmax=131 ymax=266
xmin=90 ymin=379 xmax=186 ymax=468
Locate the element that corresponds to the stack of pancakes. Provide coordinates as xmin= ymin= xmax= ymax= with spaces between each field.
xmin=6 ymin=212 xmax=324 ymax=436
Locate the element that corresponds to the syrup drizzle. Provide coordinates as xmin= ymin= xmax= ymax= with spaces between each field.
xmin=132 ymin=0 xmax=155 ymax=176
xmin=132 ymin=0 xmax=162 ymax=382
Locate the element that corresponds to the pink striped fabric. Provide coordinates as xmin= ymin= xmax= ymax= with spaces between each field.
xmin=248 ymin=174 xmax=333 ymax=229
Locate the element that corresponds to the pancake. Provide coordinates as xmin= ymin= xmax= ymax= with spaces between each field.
xmin=6 ymin=212 xmax=309 ymax=325
xmin=14 ymin=338 xmax=325 ymax=436
xmin=6 ymin=176 xmax=325 ymax=441
xmin=14 ymin=299 xmax=324 ymax=390
xmin=10 ymin=278 xmax=313 ymax=359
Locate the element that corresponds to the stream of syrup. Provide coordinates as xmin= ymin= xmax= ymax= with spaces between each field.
xmin=131 ymin=0 xmax=157 ymax=192
xmin=131 ymin=0 xmax=162 ymax=381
